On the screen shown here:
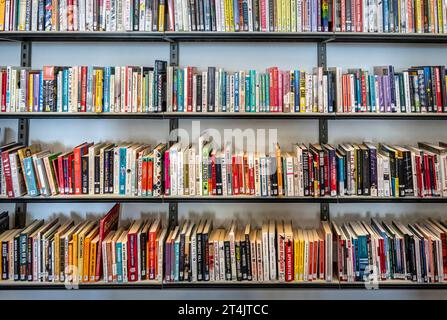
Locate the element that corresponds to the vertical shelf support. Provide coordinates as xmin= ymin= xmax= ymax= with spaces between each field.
xmin=14 ymin=41 xmax=33 ymax=228
xmin=169 ymin=41 xmax=179 ymax=67
xmin=318 ymin=42 xmax=330 ymax=221
xmin=168 ymin=202 xmax=178 ymax=228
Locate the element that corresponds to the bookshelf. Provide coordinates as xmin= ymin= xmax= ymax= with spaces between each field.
xmin=1 ymin=32 xmax=447 ymax=293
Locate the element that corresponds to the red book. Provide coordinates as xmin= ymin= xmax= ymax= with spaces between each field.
xmin=278 ymin=71 xmax=283 ymax=112
xmin=341 ymin=0 xmax=346 ymax=31
xmin=415 ymin=156 xmax=423 ymax=197
xmin=268 ymin=68 xmax=274 ymax=111
xmin=57 ymin=153 xmax=65 ymax=195
xmin=73 ymin=142 xmax=89 ymax=195
xmin=378 ymin=237 xmax=386 ymax=280
xmin=210 ymin=153 xmax=216 ymax=195
xmin=324 ymin=152 xmax=329 ymax=196
xmin=232 ymin=155 xmax=239 ymax=195
xmin=80 ymin=66 xmax=87 ymax=112
xmin=1 ymin=71 xmax=6 ymax=112
xmin=435 ymin=67 xmax=443 ymax=112
xmin=430 ymin=155 xmax=437 ymax=195
xmin=127 ymin=221 xmax=142 ymax=282
xmin=141 ymin=159 xmax=148 ymax=195
xmin=285 ymin=238 xmax=293 ymax=282
xmin=243 ymin=155 xmax=249 ymax=195
xmin=147 ymin=159 xmax=154 ymax=195
xmin=423 ymin=154 xmax=431 ymax=197
xmin=67 ymin=153 xmax=74 ymax=194
xmin=308 ymin=153 xmax=314 ymax=196
xmin=351 ymin=0 xmax=357 ymax=32
xmin=2 ymin=146 xmax=20 ymax=198
xmin=148 ymin=218 xmax=161 ymax=279
xmin=361 ymin=74 xmax=367 ymax=111
xmin=164 ymin=150 xmax=170 ymax=195
xmin=248 ymin=159 xmax=255 ymax=195
xmin=238 ymin=155 xmax=244 ymax=194
xmin=319 ymin=237 xmax=324 ymax=280
xmin=95 ymin=203 xmax=120 ymax=281
xmin=273 ymin=67 xmax=279 ymax=112
xmin=260 ymin=0 xmax=266 ymax=31
xmin=187 ymin=67 xmax=194 ymax=112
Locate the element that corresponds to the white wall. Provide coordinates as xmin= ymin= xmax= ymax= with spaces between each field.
xmin=1 ymin=40 xmax=447 ymax=299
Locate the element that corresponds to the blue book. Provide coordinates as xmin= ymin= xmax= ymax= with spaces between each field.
xmin=178 ymin=69 xmax=184 ymax=112
xmin=104 ymin=67 xmax=110 ymax=112
xmin=62 ymin=69 xmax=69 ymax=112
xmin=369 ymin=75 xmax=376 ymax=112
xmin=38 ymin=70 xmax=44 ymax=111
xmin=222 ymin=72 xmax=227 ymax=112
xmin=87 ymin=67 xmax=94 ymax=112
xmin=245 ymin=74 xmax=250 ymax=112
xmin=233 ymin=0 xmax=240 ymax=31
xmin=294 ymin=70 xmax=300 ymax=112
xmin=234 ymin=72 xmax=239 ymax=112
xmin=383 ymin=0 xmax=389 ymax=32
xmin=337 ymin=154 xmax=345 ymax=195
xmin=116 ymin=242 xmax=123 ymax=282
xmin=352 ymin=236 xmax=359 ymax=280
xmin=265 ymin=75 xmax=270 ymax=112
xmin=174 ymin=239 xmax=180 ymax=281
xmin=357 ymin=234 xmax=369 ymax=280
xmin=23 ymin=157 xmax=39 ymax=196
xmin=44 ymin=0 xmax=52 ymax=30
xmin=250 ymin=70 xmax=256 ymax=112
xmin=356 ymin=76 xmax=361 ymax=112
xmin=119 ymin=147 xmax=127 ymax=195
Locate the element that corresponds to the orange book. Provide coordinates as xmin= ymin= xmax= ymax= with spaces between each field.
xmin=276 ymin=143 xmax=283 ymax=195
xmin=83 ymin=225 xmax=99 ymax=282
xmin=68 ymin=239 xmax=73 ymax=281
xmin=148 ymin=217 xmax=161 ymax=280
xmin=89 ymin=234 xmax=99 ymax=282
xmin=0 ymin=0 xmax=5 ymax=31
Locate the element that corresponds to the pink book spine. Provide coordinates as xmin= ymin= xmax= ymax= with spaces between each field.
xmin=164 ymin=150 xmax=170 ymax=195
xmin=278 ymin=71 xmax=283 ymax=113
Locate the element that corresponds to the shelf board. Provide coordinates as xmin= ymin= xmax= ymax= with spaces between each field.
xmin=0 ymin=195 xmax=446 ymax=203
xmin=1 ymin=280 xmax=446 ymax=290
xmin=2 ymin=31 xmax=447 ymax=43
xmin=1 ymin=112 xmax=447 ymax=120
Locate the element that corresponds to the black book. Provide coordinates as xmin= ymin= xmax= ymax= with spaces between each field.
xmin=155 ymin=60 xmax=167 ymax=112
xmin=301 ymin=146 xmax=309 ymax=196
xmin=207 ymin=67 xmax=216 ymax=112
xmin=268 ymin=0 xmax=274 ymax=31
xmin=179 ymin=228 xmax=186 ymax=281
xmin=360 ymin=145 xmax=370 ymax=196
xmin=196 ymin=226 xmax=203 ymax=281
xmin=0 ymin=212 xmax=8 ymax=233
xmin=202 ymin=221 xmax=211 ymax=281
xmin=81 ymin=154 xmax=89 ymax=194
xmin=133 ymin=0 xmax=139 ymax=30
xmin=189 ymin=0 xmax=197 ymax=31
xmin=235 ymin=234 xmax=242 ymax=281
xmin=140 ymin=227 xmax=148 ymax=280
xmin=355 ymin=145 xmax=362 ymax=195
xmin=408 ymin=73 xmax=416 ymax=112
xmin=196 ymin=74 xmax=203 ymax=112
xmin=215 ymin=157 xmax=223 ymax=195
xmin=269 ymin=156 xmax=278 ymax=196
xmin=440 ymin=66 xmax=447 ymax=112
xmin=210 ymin=0 xmax=216 ymax=31
xmin=1 ymin=234 xmax=9 ymax=280
xmin=94 ymin=154 xmax=100 ymax=194
xmin=13 ymin=233 xmax=20 ymax=281
xmin=152 ymin=0 xmax=159 ymax=31
xmin=104 ymin=148 xmax=110 ymax=193
xmin=252 ymin=0 xmax=259 ymax=31
xmin=198 ymin=0 xmax=205 ymax=31
xmin=244 ymin=229 xmax=252 ymax=281
xmin=240 ymin=238 xmax=247 ymax=280
xmin=108 ymin=149 xmax=114 ymax=193
xmin=224 ymin=239 xmax=231 ymax=280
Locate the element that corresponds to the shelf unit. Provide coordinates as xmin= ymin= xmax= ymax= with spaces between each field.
xmin=1 ymin=31 xmax=447 ymax=290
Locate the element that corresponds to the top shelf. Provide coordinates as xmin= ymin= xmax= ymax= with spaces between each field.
xmin=2 ymin=31 xmax=447 ymax=43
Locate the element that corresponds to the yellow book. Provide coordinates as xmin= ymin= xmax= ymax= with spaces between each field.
xmin=228 ymin=0 xmax=235 ymax=31
xmin=293 ymin=229 xmax=299 ymax=281
xmin=437 ymin=0 xmax=443 ymax=33
xmin=276 ymin=0 xmax=280 ymax=31
xmin=68 ymin=239 xmax=73 ymax=281
xmin=299 ymin=72 xmax=306 ymax=112
xmin=282 ymin=0 xmax=287 ymax=32
xmin=83 ymin=225 xmax=99 ymax=282
xmin=77 ymin=221 xmax=96 ymax=282
xmin=0 ymin=0 xmax=6 ymax=30
xmin=89 ymin=234 xmax=99 ymax=282
xmin=95 ymin=69 xmax=103 ymax=113
xmin=291 ymin=0 xmax=297 ymax=32
xmin=28 ymin=73 xmax=33 ymax=111
xmin=225 ymin=0 xmax=230 ymax=31
xmin=275 ymin=144 xmax=283 ymax=195
xmin=158 ymin=2 xmax=165 ymax=31
xmin=298 ymin=229 xmax=304 ymax=280
xmin=54 ymin=221 xmax=74 ymax=282
xmin=415 ymin=0 xmax=422 ymax=32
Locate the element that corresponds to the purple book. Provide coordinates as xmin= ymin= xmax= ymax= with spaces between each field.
xmin=33 ymin=74 xmax=39 ymax=112
xmin=368 ymin=146 xmax=378 ymax=196
xmin=165 ymin=241 xmax=171 ymax=282
xmin=378 ymin=76 xmax=385 ymax=113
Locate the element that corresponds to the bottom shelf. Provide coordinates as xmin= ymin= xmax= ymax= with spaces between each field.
xmin=0 ymin=280 xmax=446 ymax=290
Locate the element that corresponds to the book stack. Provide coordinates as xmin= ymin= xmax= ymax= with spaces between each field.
xmin=1 ymin=139 xmax=447 ymax=199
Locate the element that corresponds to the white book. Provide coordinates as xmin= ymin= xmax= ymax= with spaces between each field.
xmin=189 ymin=146 xmax=196 ymax=196
xmin=177 ymin=147 xmax=184 ymax=196
xmin=202 ymin=72 xmax=207 ymax=112
xmin=254 ymin=153 xmax=260 ymax=196
xmin=286 ymin=154 xmax=294 ymax=196
xmin=229 ymin=223 xmax=237 ymax=280
xmin=268 ymin=221 xmax=277 ymax=280
xmin=261 ymin=224 xmax=269 ymax=281
xmin=303 ymin=230 xmax=309 ymax=281
xmin=221 ymin=154 xmax=227 ymax=196
xmin=218 ymin=231 xmax=225 ymax=281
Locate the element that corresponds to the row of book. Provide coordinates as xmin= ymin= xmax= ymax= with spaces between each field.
xmin=1 ymin=0 xmax=447 ymax=34
xmin=1 ymin=205 xmax=447 ymax=283
xmin=2 ymin=64 xmax=447 ymax=114
xmin=1 ymin=138 xmax=447 ymax=198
